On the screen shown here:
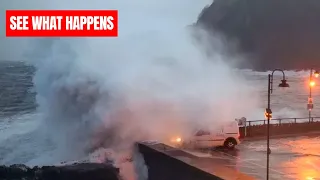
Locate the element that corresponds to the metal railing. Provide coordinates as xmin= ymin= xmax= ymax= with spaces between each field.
xmin=238 ymin=117 xmax=320 ymax=137
xmin=245 ymin=116 xmax=320 ymax=127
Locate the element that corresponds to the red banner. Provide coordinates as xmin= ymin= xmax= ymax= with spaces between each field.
xmin=6 ymin=10 xmax=118 ymax=37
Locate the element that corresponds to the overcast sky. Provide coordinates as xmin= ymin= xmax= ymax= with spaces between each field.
xmin=1 ymin=0 xmax=212 ymax=61
xmin=1 ymin=1 xmax=42 ymax=61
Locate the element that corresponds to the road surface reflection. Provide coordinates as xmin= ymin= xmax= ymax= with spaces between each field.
xmin=281 ymin=137 xmax=320 ymax=180
xmin=220 ymin=136 xmax=320 ymax=179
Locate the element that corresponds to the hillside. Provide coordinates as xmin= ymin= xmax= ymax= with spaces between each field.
xmin=197 ymin=0 xmax=320 ymax=71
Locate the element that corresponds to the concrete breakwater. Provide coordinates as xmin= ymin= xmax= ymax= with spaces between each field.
xmin=137 ymin=142 xmax=224 ymax=180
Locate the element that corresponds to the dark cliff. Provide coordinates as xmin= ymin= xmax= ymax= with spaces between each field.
xmin=197 ymin=0 xmax=320 ymax=71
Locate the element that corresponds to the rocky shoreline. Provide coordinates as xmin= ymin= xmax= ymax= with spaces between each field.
xmin=0 ymin=163 xmax=120 ymax=180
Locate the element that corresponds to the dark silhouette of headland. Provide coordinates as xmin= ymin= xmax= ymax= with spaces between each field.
xmin=197 ymin=0 xmax=320 ymax=71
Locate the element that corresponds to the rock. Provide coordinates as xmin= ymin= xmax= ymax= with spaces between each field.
xmin=198 ymin=0 xmax=320 ymax=71
xmin=0 ymin=163 xmax=120 ymax=180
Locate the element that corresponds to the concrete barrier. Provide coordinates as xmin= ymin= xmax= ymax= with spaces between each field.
xmin=137 ymin=142 xmax=223 ymax=180
xmin=240 ymin=121 xmax=320 ymax=138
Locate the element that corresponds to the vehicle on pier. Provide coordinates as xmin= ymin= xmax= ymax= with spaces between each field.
xmin=170 ymin=119 xmax=243 ymax=149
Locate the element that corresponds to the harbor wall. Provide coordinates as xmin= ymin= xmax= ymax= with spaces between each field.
xmin=239 ymin=121 xmax=320 ymax=138
xmin=137 ymin=143 xmax=223 ymax=180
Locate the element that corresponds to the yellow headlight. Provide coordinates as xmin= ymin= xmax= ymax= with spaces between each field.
xmin=171 ymin=137 xmax=182 ymax=143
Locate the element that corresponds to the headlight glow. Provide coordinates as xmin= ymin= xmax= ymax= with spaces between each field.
xmin=171 ymin=137 xmax=182 ymax=143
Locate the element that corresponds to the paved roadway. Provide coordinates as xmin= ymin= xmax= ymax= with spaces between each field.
xmin=182 ymin=135 xmax=320 ymax=180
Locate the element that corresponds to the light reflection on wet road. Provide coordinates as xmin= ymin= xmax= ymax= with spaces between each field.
xmin=192 ymin=135 xmax=320 ymax=180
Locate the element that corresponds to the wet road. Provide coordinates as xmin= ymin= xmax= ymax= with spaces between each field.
xmin=183 ymin=135 xmax=320 ymax=180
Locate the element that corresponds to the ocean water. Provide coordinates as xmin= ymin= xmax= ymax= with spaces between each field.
xmin=1 ymin=61 xmax=319 ymax=166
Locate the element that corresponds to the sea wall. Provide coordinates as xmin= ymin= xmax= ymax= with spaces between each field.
xmin=239 ymin=121 xmax=320 ymax=138
xmin=137 ymin=143 xmax=223 ymax=180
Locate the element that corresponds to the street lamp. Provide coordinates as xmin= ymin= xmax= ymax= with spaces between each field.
xmin=308 ymin=69 xmax=319 ymax=122
xmin=314 ymin=70 xmax=320 ymax=78
xmin=266 ymin=69 xmax=289 ymax=180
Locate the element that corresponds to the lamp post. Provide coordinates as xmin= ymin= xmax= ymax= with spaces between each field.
xmin=266 ymin=69 xmax=289 ymax=180
xmin=308 ymin=69 xmax=319 ymax=122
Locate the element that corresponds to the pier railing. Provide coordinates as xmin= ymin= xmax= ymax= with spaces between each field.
xmin=245 ymin=117 xmax=320 ymax=127
xmin=239 ymin=117 xmax=320 ymax=138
